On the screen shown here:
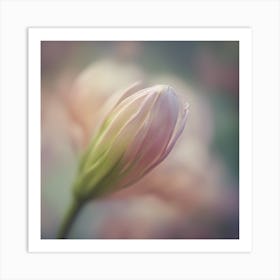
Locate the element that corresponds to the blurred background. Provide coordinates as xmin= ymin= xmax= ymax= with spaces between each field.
xmin=41 ymin=41 xmax=239 ymax=239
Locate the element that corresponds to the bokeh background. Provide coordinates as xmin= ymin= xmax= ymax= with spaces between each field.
xmin=41 ymin=41 xmax=239 ymax=239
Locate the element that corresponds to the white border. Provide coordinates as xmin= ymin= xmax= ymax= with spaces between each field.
xmin=2 ymin=0 xmax=279 ymax=279
xmin=28 ymin=27 xmax=252 ymax=253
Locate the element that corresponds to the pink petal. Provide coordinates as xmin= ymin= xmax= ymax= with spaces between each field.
xmin=115 ymin=87 xmax=182 ymax=189
xmin=115 ymin=81 xmax=144 ymax=106
xmin=134 ymin=87 xmax=179 ymax=170
xmin=160 ymin=103 xmax=189 ymax=159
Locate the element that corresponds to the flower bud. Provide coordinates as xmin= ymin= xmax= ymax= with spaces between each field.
xmin=73 ymin=83 xmax=189 ymax=202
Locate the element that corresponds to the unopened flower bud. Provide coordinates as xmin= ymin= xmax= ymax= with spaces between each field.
xmin=73 ymin=83 xmax=189 ymax=202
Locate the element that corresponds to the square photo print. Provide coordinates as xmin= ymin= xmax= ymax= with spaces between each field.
xmin=40 ymin=40 xmax=239 ymax=240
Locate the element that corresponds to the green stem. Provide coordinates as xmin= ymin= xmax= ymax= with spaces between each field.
xmin=57 ymin=199 xmax=84 ymax=239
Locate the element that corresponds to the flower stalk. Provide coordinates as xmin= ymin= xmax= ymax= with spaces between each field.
xmin=57 ymin=199 xmax=84 ymax=239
